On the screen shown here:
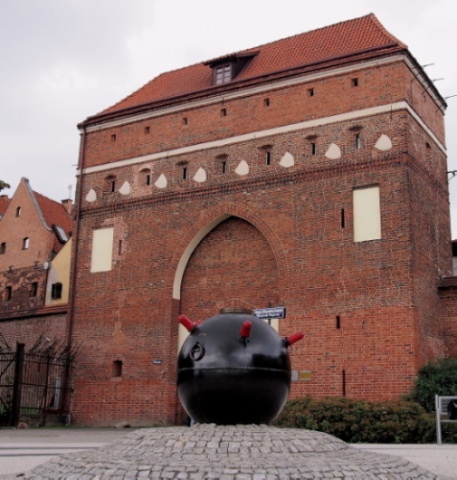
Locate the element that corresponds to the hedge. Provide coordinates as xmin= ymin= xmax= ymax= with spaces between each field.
xmin=273 ymin=396 xmax=457 ymax=443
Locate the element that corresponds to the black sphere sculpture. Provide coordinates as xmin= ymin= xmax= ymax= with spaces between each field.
xmin=177 ymin=309 xmax=303 ymax=425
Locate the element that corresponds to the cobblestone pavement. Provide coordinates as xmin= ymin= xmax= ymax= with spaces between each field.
xmin=1 ymin=424 xmax=450 ymax=479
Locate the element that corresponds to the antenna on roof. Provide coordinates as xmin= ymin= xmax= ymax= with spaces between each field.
xmin=410 ymin=63 xmax=434 ymax=86
xmin=68 ymin=184 xmax=73 ymax=199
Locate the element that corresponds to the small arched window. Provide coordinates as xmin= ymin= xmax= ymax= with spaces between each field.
xmin=216 ymin=154 xmax=228 ymax=174
xmin=0 ymin=242 xmax=6 ymax=254
xmin=104 ymin=175 xmax=116 ymax=194
xmin=16 ymin=207 xmax=21 ymax=217
xmin=259 ymin=145 xmax=273 ymax=164
xmin=140 ymin=168 xmax=151 ymax=186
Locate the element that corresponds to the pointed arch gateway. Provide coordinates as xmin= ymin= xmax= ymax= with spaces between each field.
xmin=174 ymin=214 xmax=282 ymax=346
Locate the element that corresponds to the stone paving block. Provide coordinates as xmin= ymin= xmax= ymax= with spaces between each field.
xmin=1 ymin=425 xmax=450 ymax=480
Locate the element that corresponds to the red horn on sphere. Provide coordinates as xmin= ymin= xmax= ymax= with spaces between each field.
xmin=284 ymin=332 xmax=304 ymax=347
xmin=178 ymin=314 xmax=200 ymax=332
xmin=239 ymin=320 xmax=252 ymax=339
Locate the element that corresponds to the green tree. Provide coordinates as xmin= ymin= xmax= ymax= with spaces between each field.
xmin=409 ymin=358 xmax=457 ymax=411
xmin=0 ymin=180 xmax=10 ymax=192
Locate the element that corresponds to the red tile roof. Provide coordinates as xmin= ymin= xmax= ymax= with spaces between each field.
xmin=34 ymin=191 xmax=73 ymax=243
xmin=85 ymin=14 xmax=407 ymax=124
xmin=0 ymin=195 xmax=10 ymax=217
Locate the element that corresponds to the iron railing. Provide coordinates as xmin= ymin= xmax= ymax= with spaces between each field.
xmin=0 ymin=337 xmax=76 ymax=427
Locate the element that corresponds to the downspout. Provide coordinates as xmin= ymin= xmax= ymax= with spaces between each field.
xmin=66 ymin=125 xmax=86 ymax=346
xmin=62 ymin=125 xmax=86 ymax=419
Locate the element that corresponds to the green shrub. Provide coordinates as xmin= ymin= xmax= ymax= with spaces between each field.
xmin=274 ymin=396 xmax=457 ymax=443
xmin=408 ymin=357 xmax=457 ymax=412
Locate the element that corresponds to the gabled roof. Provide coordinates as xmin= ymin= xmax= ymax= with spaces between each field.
xmin=34 ymin=191 xmax=73 ymax=237
xmin=82 ymin=13 xmax=407 ymax=125
xmin=32 ymin=188 xmax=73 ymax=254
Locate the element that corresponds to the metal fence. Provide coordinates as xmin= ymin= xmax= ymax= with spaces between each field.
xmin=0 ymin=339 xmax=75 ymax=427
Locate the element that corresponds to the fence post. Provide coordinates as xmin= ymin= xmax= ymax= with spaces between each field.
xmin=41 ymin=354 xmax=51 ymax=426
xmin=11 ymin=343 xmax=25 ymax=427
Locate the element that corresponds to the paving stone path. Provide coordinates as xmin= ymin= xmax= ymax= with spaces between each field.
xmin=3 ymin=424 xmax=448 ymax=479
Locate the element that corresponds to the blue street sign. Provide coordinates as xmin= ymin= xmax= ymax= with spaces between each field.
xmin=253 ymin=306 xmax=286 ymax=320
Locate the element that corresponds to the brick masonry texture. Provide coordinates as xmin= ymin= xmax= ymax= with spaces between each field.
xmin=68 ymin=17 xmax=455 ymax=426
xmin=0 ymin=178 xmax=71 ymax=348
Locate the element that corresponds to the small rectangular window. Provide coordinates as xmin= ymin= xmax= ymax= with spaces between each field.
xmin=311 ymin=143 xmax=317 ymax=155
xmin=144 ymin=126 xmax=150 ymax=134
xmin=215 ymin=65 xmax=231 ymax=85
xmin=308 ymin=88 xmax=315 ymax=97
xmin=51 ymin=282 xmax=63 ymax=299
xmin=265 ymin=151 xmax=271 ymax=165
xmin=221 ymin=161 xmax=227 ymax=174
xmin=111 ymin=134 xmax=117 ymax=142
xmin=351 ymin=78 xmax=359 ymax=87
xmin=5 ymin=286 xmax=12 ymax=301
xmin=30 ymin=282 xmax=38 ymax=298
xmin=353 ymin=186 xmax=381 ymax=242
xmin=183 ymin=117 xmax=188 ymax=125
xmin=220 ymin=108 xmax=227 ymax=117
xmin=355 ymin=134 xmax=361 ymax=150
xmin=113 ymin=360 xmax=123 ymax=378
xmin=264 ymin=98 xmax=270 ymax=107
xmin=182 ymin=167 xmax=188 ymax=180
xmin=22 ymin=237 xmax=30 ymax=250
xmin=0 ymin=242 xmax=5 ymax=254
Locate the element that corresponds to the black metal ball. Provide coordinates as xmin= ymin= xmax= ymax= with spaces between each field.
xmin=177 ymin=311 xmax=291 ymax=424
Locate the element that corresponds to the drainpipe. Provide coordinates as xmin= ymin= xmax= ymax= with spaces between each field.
xmin=61 ymin=126 xmax=86 ymax=418
xmin=65 ymin=125 xmax=87 ymax=348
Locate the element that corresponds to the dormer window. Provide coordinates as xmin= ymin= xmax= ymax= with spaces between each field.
xmin=215 ymin=64 xmax=232 ymax=85
xmin=205 ymin=52 xmax=258 ymax=87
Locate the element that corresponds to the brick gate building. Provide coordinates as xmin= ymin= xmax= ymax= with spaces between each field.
xmin=71 ymin=14 xmax=455 ymax=426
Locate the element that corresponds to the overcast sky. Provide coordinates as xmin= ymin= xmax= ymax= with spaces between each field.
xmin=1 ymin=0 xmax=457 ymax=233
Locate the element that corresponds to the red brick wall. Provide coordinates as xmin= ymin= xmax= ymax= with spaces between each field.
xmin=82 ymin=61 xmax=444 ymax=170
xmin=0 ymin=312 xmax=67 ymax=349
xmin=0 ymin=180 xmax=58 ymax=319
xmin=0 ymin=181 xmax=55 ymax=272
xmin=0 ymin=266 xmax=48 ymax=315
xmin=70 ymin=54 xmax=450 ymax=426
xmin=439 ymin=283 xmax=457 ymax=357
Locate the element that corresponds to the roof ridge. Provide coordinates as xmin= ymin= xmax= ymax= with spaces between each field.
xmin=82 ymin=13 xmax=408 ymax=124
xmin=20 ymin=177 xmax=51 ymax=232
xmin=238 ymin=13 xmax=381 ymax=55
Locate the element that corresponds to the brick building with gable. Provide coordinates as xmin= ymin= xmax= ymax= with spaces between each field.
xmin=0 ymin=178 xmax=73 ymax=347
xmin=71 ymin=14 xmax=457 ymax=426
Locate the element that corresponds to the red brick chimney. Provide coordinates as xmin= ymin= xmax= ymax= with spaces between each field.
xmin=61 ymin=199 xmax=73 ymax=215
